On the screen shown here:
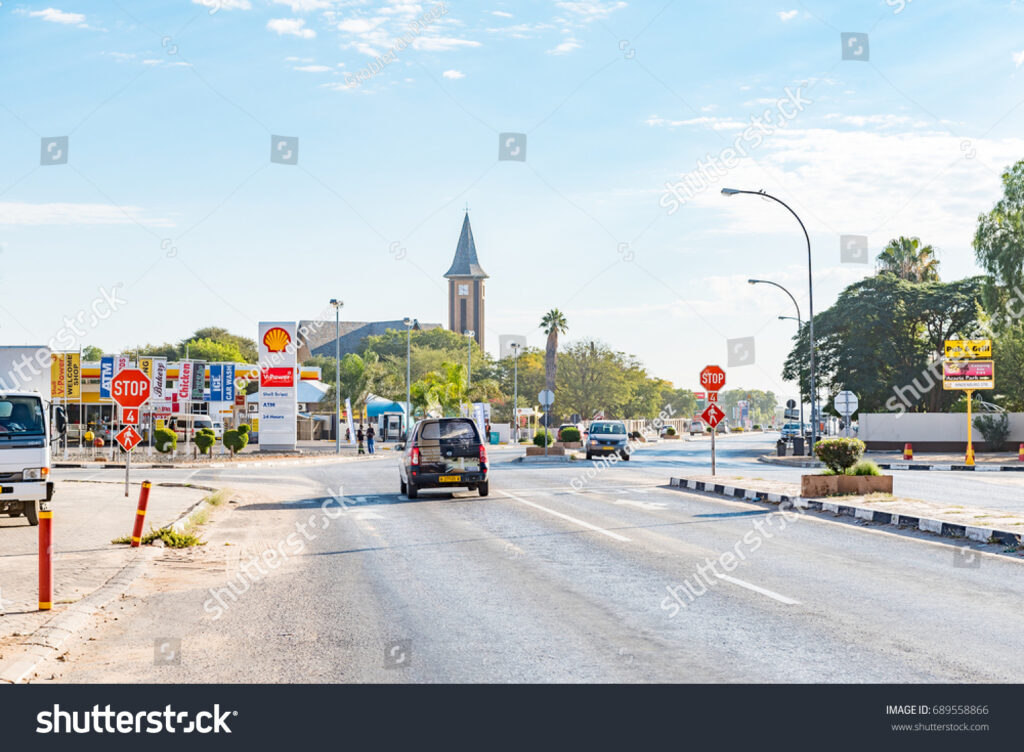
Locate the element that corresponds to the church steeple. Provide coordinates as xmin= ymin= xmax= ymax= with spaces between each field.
xmin=445 ymin=211 xmax=486 ymax=350
xmin=444 ymin=212 xmax=488 ymax=279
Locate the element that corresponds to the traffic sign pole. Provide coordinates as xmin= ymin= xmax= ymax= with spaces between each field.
xmin=711 ymin=423 xmax=716 ymax=476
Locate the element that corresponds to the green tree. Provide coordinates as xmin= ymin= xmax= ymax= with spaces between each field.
xmin=180 ymin=337 xmax=246 ymax=364
xmin=876 ymin=236 xmax=940 ymax=282
xmin=132 ymin=342 xmax=180 ymax=359
xmin=556 ymin=340 xmax=630 ymax=420
xmin=974 ymin=159 xmax=1024 ymax=303
xmin=187 ymin=327 xmax=258 ymax=362
xmin=82 ymin=345 xmax=104 ymax=361
xmin=540 ymin=309 xmax=568 ymax=392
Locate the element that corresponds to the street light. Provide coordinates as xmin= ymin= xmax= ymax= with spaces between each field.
xmin=725 ymin=188 xmax=818 ymax=452
xmin=464 ymin=330 xmax=474 ymax=406
xmin=403 ymin=317 xmax=417 ymax=438
xmin=748 ymin=278 xmax=804 ymax=432
xmin=329 ymin=299 xmax=343 ymax=455
xmin=509 ymin=341 xmax=521 ymax=442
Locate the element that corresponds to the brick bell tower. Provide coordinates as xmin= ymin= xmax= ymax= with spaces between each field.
xmin=445 ymin=211 xmax=487 ymax=350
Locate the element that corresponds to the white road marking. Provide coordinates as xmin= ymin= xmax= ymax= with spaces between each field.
xmin=499 ymin=490 xmax=631 ymax=542
xmin=716 ymin=574 xmax=800 ymax=605
xmin=614 ymin=499 xmax=668 ymax=510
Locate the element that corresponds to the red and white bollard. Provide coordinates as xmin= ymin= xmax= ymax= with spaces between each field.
xmin=130 ymin=481 xmax=152 ymax=548
xmin=903 ymin=443 xmax=913 ymax=460
xmin=39 ymin=501 xmax=53 ymax=611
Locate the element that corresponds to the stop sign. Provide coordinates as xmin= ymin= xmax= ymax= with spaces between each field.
xmin=110 ymin=368 xmax=151 ymax=408
xmin=700 ymin=365 xmax=726 ymax=392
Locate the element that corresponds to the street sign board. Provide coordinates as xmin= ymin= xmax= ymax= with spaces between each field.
xmin=943 ymin=360 xmax=994 ymax=390
xmin=833 ymin=390 xmax=859 ymax=416
xmin=694 ymin=391 xmax=706 ymax=400
xmin=110 ymin=368 xmax=151 ymax=409
xmin=786 ymin=398 xmax=796 ymax=409
xmin=115 ymin=426 xmax=142 ymax=452
xmin=699 ymin=365 xmax=726 ymax=392
xmin=121 ymin=407 xmax=139 ymax=425
xmin=538 ymin=389 xmax=554 ymax=406
xmin=944 ymin=339 xmax=991 ymax=359
xmin=701 ymin=403 xmax=725 ymax=428
xmin=707 ymin=392 xmax=719 ymax=403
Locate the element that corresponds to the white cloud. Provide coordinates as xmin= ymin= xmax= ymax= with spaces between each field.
xmin=285 ymin=56 xmax=314 ymax=62
xmin=645 ymin=115 xmax=745 ymax=131
xmin=294 ymin=64 xmax=330 ymax=71
xmin=25 ymin=7 xmax=85 ymax=25
xmin=1014 ymin=50 xmax=1024 ymax=67
xmin=555 ymin=1 xmax=626 ymax=21
xmin=491 ymin=10 xmax=513 ymax=17
xmin=411 ymin=36 xmax=481 ymax=51
xmin=442 ymin=69 xmax=464 ymax=79
xmin=337 ymin=17 xmax=385 ymax=33
xmin=191 ymin=0 xmax=251 ymax=9
xmin=548 ymin=37 xmax=581 ymax=54
xmin=273 ymin=0 xmax=331 ymax=11
xmin=267 ymin=18 xmax=316 ymax=38
xmin=777 ymin=9 xmax=798 ymax=21
xmin=0 ymin=202 xmax=174 ymax=227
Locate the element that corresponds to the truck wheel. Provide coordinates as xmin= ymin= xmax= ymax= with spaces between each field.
xmin=478 ymin=481 xmax=489 ymax=497
xmin=6 ymin=510 xmax=22 ymax=517
xmin=24 ymin=501 xmax=39 ymax=526
xmin=406 ymin=482 xmax=418 ymax=499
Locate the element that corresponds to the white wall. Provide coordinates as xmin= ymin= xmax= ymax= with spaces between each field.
xmin=860 ymin=412 xmax=1024 ymax=443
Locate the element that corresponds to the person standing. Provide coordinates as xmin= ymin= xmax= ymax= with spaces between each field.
xmin=356 ymin=424 xmax=365 ymax=455
xmin=366 ymin=423 xmax=376 ymax=455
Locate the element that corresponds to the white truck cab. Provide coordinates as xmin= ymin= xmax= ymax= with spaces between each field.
xmin=0 ymin=346 xmax=64 ymax=526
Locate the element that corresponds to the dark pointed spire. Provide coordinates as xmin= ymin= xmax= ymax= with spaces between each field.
xmin=444 ymin=212 xmax=488 ymax=279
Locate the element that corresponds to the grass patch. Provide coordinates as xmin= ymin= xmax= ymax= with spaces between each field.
xmin=111 ymin=528 xmax=205 ymax=548
xmin=863 ymin=492 xmax=894 ymax=502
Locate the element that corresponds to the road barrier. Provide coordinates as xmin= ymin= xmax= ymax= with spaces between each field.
xmin=39 ymin=501 xmax=52 ymax=611
xmin=130 ymin=481 xmax=152 ymax=548
xmin=903 ymin=443 xmax=913 ymax=460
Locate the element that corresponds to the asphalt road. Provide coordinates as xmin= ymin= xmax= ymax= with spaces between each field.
xmin=33 ymin=434 xmax=1024 ymax=683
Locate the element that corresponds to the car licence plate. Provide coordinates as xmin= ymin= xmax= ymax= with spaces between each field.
xmin=439 ymin=475 xmax=461 ymax=482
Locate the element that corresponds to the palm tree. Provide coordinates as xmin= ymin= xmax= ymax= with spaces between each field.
xmin=876 ymin=236 xmax=940 ymax=282
xmin=540 ymin=309 xmax=568 ymax=392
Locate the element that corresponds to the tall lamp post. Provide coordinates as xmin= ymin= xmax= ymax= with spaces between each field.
xmin=329 ymin=298 xmax=343 ymax=455
xmin=403 ymin=317 xmax=417 ymax=438
xmin=748 ymin=278 xmax=804 ymax=432
xmin=464 ymin=330 xmax=474 ymax=410
xmin=509 ymin=341 xmax=521 ymax=442
xmin=724 ymin=188 xmax=817 ymax=453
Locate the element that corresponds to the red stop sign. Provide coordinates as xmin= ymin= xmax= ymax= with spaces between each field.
xmin=700 ymin=365 xmax=726 ymax=393
xmin=110 ymin=368 xmax=151 ymax=408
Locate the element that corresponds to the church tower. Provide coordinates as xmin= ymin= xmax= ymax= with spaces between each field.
xmin=445 ymin=212 xmax=487 ymax=350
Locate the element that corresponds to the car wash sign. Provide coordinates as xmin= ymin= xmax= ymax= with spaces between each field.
xmin=258 ymin=322 xmax=297 ymax=451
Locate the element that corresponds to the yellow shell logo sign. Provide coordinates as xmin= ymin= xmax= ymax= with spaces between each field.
xmin=263 ymin=327 xmax=292 ymax=353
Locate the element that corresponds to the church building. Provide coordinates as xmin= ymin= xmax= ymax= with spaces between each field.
xmin=444 ymin=212 xmax=487 ymax=351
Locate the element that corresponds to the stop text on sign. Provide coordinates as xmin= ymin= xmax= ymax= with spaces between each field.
xmin=699 ymin=365 xmax=726 ymax=392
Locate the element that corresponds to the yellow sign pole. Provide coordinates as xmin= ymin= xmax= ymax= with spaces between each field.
xmin=965 ymin=388 xmax=975 ymax=466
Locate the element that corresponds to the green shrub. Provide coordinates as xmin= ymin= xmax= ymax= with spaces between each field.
xmin=533 ymin=429 xmax=553 ymax=447
xmin=752 ymin=424 xmax=761 ymax=430
xmin=560 ymin=426 xmax=581 ymax=442
xmin=154 ymin=427 xmax=177 ymax=454
xmin=665 ymin=426 xmax=676 ymax=436
xmin=814 ymin=437 xmax=865 ymax=474
xmin=194 ymin=430 xmax=216 ymax=455
xmin=223 ymin=428 xmax=249 ymax=455
xmin=237 ymin=423 xmax=250 ymax=435
xmin=851 ymin=460 xmax=881 ymax=476
xmin=973 ymin=412 xmax=1010 ymax=451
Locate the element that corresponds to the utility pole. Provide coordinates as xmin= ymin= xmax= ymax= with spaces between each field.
xmin=330 ymin=299 xmax=343 ymax=454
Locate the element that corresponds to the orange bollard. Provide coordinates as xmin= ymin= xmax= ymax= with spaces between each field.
xmin=130 ymin=481 xmax=152 ymax=548
xmin=1019 ymin=443 xmax=1023 ymax=462
xmin=903 ymin=443 xmax=913 ymax=460
xmin=38 ymin=501 xmax=52 ymax=611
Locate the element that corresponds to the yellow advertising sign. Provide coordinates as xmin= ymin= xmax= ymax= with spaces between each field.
xmin=65 ymin=352 xmax=81 ymax=399
xmin=944 ymin=339 xmax=991 ymax=359
xmin=250 ymin=417 xmax=259 ymax=432
xmin=50 ymin=354 xmax=65 ymax=398
xmin=139 ymin=357 xmax=154 ymax=378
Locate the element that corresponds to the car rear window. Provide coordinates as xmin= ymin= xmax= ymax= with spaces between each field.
xmin=419 ymin=420 xmax=479 ymax=441
xmin=590 ymin=422 xmax=625 ymax=434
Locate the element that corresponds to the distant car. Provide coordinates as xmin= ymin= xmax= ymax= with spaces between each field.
xmin=780 ymin=422 xmax=801 ymax=439
xmin=557 ymin=423 xmax=582 ymax=441
xmin=399 ymin=417 xmax=488 ymax=499
xmin=689 ymin=420 xmax=705 ymax=435
xmin=586 ymin=420 xmax=630 ymax=461
xmin=168 ymin=414 xmax=215 ymax=442
xmin=211 ymin=420 xmax=225 ymax=439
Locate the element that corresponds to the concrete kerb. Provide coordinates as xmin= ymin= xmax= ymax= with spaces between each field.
xmin=757 ymin=454 xmax=1024 ymax=472
xmin=53 ymin=453 xmax=395 ymax=470
xmin=667 ymin=477 xmax=1022 ymax=549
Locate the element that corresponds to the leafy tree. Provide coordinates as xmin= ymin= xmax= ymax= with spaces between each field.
xmin=223 ymin=428 xmax=248 ymax=455
xmin=876 ymin=236 xmax=940 ymax=282
xmin=540 ymin=309 xmax=568 ymax=392
xmin=187 ymin=327 xmax=257 ymax=362
xmin=132 ymin=342 xmax=180 ymax=359
xmin=82 ymin=345 xmax=104 ymax=361
xmin=154 ymin=427 xmax=177 ymax=454
xmin=180 ymin=337 xmax=247 ymax=364
xmin=556 ymin=340 xmax=630 ymax=420
xmin=194 ymin=428 xmax=216 ymax=455
xmin=974 ymin=159 xmax=1024 ymax=304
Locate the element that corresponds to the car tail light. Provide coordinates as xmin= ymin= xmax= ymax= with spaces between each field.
xmin=479 ymin=443 xmax=487 ymax=464
xmin=410 ymin=446 xmax=420 ymax=466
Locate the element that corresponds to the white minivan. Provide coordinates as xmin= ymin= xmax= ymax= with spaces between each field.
xmin=169 ymin=414 xmax=215 ymax=442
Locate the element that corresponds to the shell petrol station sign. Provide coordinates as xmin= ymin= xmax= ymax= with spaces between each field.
xmin=258 ymin=322 xmax=298 ymax=452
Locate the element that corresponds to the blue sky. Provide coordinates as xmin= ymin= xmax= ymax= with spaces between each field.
xmin=3 ymin=0 xmax=1024 ymax=402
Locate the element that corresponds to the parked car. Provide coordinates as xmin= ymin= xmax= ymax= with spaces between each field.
xmin=399 ymin=417 xmax=488 ymax=499
xmin=689 ymin=420 xmax=705 ymax=435
xmin=586 ymin=420 xmax=630 ymax=461
xmin=168 ymin=413 xmax=216 ymax=442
